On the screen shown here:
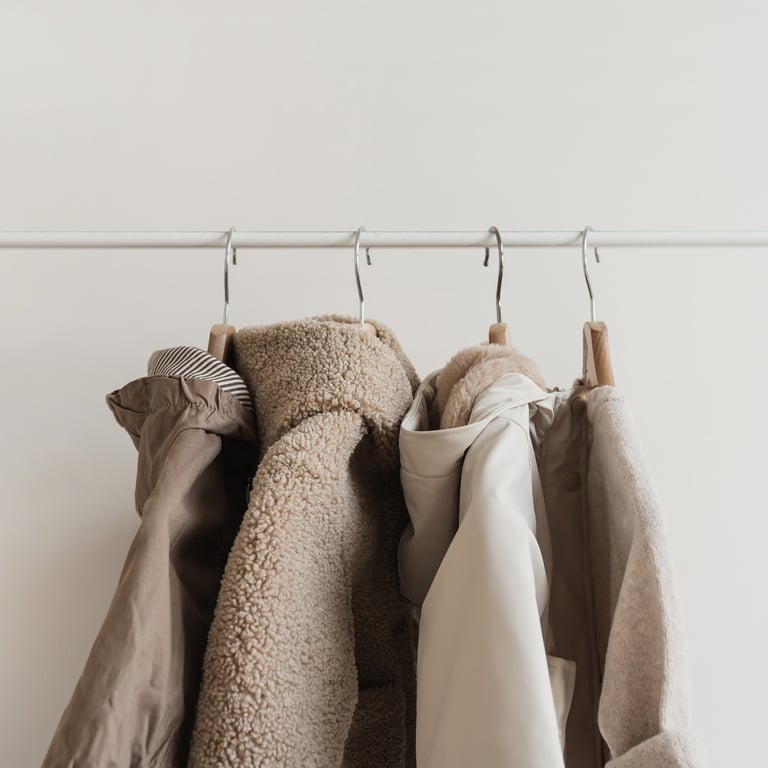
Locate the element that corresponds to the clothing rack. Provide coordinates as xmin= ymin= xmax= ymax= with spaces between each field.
xmin=1 ymin=229 xmax=768 ymax=249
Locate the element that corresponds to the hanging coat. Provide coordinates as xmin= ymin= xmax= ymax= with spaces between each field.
xmin=398 ymin=346 xmax=575 ymax=768
xmin=188 ymin=315 xmax=420 ymax=768
xmin=398 ymin=343 xmax=706 ymax=768
xmin=42 ymin=347 xmax=259 ymax=768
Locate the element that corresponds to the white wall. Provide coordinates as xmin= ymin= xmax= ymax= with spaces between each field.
xmin=1 ymin=1 xmax=763 ymax=764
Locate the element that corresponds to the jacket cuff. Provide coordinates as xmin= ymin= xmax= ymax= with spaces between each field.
xmin=147 ymin=345 xmax=253 ymax=412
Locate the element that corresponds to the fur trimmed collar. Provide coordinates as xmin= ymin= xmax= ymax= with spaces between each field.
xmin=436 ymin=342 xmax=547 ymax=429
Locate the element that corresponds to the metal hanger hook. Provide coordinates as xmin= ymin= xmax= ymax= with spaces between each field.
xmin=223 ymin=226 xmax=237 ymax=325
xmin=581 ymin=225 xmax=601 ymax=323
xmin=354 ymin=226 xmax=373 ymax=325
xmin=483 ymin=226 xmax=504 ymax=323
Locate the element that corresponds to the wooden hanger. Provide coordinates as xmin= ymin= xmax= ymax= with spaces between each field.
xmin=583 ymin=321 xmax=615 ymax=386
xmin=486 ymin=226 xmax=508 ymax=345
xmin=207 ymin=324 xmax=235 ymax=363
xmin=355 ymin=226 xmax=378 ymax=336
xmin=581 ymin=226 xmax=615 ymax=387
xmin=207 ymin=226 xmax=237 ymax=364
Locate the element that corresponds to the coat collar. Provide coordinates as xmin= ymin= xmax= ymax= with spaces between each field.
xmin=233 ymin=314 xmax=419 ymax=468
xmin=401 ymin=369 xmax=549 ymax=479
xmin=435 ymin=342 xmax=547 ymax=428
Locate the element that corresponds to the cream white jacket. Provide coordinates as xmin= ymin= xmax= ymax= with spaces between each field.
xmin=399 ymin=370 xmax=575 ymax=768
xmin=398 ymin=343 xmax=706 ymax=768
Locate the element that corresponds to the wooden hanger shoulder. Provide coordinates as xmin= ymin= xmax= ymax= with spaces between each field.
xmin=208 ymin=323 xmax=236 ymax=364
xmin=582 ymin=320 xmax=615 ymax=387
xmin=488 ymin=322 xmax=508 ymax=345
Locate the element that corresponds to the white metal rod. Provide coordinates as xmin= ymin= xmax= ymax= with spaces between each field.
xmin=1 ymin=230 xmax=768 ymax=249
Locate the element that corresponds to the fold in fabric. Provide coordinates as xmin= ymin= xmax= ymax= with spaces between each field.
xmin=399 ymin=368 xmax=574 ymax=767
xmin=188 ymin=315 xmax=420 ymax=768
xmin=42 ymin=357 xmax=259 ymax=768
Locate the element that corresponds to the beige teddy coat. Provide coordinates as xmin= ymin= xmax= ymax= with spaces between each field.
xmin=188 ymin=315 xmax=420 ymax=768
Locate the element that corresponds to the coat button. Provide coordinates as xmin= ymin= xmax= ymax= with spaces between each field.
xmin=565 ymin=470 xmax=581 ymax=492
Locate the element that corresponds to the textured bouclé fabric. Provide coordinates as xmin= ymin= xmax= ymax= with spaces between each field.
xmin=188 ymin=315 xmax=420 ymax=768
xmin=586 ymin=387 xmax=708 ymax=767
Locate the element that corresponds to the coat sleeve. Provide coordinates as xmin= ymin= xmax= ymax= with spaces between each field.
xmin=587 ymin=389 xmax=708 ymax=767
xmin=41 ymin=376 xmax=258 ymax=768
xmin=414 ymin=412 xmax=569 ymax=768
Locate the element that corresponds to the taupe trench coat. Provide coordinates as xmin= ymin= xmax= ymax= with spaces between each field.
xmin=42 ymin=347 xmax=260 ymax=767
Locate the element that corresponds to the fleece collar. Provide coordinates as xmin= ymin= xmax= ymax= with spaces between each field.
xmin=435 ymin=343 xmax=547 ymax=429
xmin=232 ymin=314 xmax=419 ymax=467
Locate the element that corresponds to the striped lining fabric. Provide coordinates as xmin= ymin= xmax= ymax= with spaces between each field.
xmin=147 ymin=346 xmax=253 ymax=412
